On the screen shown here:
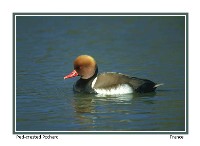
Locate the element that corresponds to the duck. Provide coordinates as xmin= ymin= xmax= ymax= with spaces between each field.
xmin=64 ymin=55 xmax=162 ymax=95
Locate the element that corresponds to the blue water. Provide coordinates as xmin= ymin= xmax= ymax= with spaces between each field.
xmin=16 ymin=15 xmax=186 ymax=132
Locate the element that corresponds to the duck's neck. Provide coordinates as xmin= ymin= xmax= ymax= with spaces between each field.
xmin=74 ymin=66 xmax=98 ymax=93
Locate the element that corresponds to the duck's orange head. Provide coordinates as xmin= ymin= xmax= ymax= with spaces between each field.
xmin=64 ymin=55 xmax=97 ymax=79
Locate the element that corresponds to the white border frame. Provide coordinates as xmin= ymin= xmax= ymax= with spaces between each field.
xmin=14 ymin=13 xmax=188 ymax=134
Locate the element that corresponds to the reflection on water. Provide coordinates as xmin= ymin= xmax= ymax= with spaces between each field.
xmin=73 ymin=94 xmax=95 ymax=113
xmin=73 ymin=93 xmax=135 ymax=114
xmin=73 ymin=93 xmax=148 ymax=112
xmin=71 ymin=92 xmax=170 ymax=131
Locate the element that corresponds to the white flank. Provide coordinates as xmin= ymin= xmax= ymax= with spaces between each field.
xmin=94 ymin=84 xmax=133 ymax=95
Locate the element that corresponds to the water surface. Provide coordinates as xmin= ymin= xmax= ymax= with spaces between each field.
xmin=16 ymin=15 xmax=186 ymax=132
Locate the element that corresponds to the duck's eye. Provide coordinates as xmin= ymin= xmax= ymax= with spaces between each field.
xmin=75 ymin=66 xmax=81 ymax=70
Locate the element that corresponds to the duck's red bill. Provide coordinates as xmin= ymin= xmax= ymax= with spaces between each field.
xmin=64 ymin=70 xmax=78 ymax=79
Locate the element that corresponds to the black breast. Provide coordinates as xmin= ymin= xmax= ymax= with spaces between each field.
xmin=73 ymin=67 xmax=98 ymax=93
xmin=73 ymin=78 xmax=96 ymax=93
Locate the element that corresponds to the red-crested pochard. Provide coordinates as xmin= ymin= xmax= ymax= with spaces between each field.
xmin=64 ymin=55 xmax=162 ymax=95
